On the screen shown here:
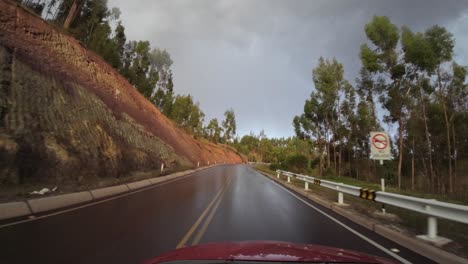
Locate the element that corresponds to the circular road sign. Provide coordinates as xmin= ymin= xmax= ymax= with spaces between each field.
xmin=372 ymin=133 xmax=388 ymax=150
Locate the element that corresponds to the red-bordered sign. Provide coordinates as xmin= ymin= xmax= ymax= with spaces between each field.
xmin=372 ymin=133 xmax=388 ymax=150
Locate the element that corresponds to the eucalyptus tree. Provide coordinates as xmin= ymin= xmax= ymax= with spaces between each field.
xmin=360 ymin=16 xmax=408 ymax=189
xmin=222 ymin=109 xmax=237 ymax=143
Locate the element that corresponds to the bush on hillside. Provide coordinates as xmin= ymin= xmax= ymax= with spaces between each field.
xmin=283 ymin=154 xmax=308 ymax=173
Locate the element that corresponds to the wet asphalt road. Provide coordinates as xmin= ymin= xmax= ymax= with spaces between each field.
xmin=0 ymin=165 xmax=435 ymax=264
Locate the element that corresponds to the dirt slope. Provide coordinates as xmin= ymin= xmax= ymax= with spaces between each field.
xmin=0 ymin=0 xmax=243 ymax=187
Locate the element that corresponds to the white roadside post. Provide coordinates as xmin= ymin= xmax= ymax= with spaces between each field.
xmin=160 ymin=163 xmax=164 ymax=173
xmin=338 ymin=192 xmax=344 ymax=204
xmin=276 ymin=171 xmax=280 ymax=178
xmin=287 ymin=174 xmax=291 ymax=183
xmin=416 ymin=202 xmax=452 ymax=245
xmin=337 ymin=184 xmax=344 ymax=205
xmin=427 ymin=216 xmax=438 ymax=239
xmin=197 ymin=161 xmax=200 ymax=167
xmin=305 ymin=181 xmax=309 ymax=190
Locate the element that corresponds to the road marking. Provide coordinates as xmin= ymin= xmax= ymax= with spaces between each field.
xmin=191 ymin=176 xmax=232 ymax=245
xmin=263 ymin=174 xmax=412 ymax=264
xmin=176 ymin=176 xmax=230 ymax=248
xmin=0 ymin=167 xmax=217 ymax=229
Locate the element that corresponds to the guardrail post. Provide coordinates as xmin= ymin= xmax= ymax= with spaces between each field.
xmin=305 ymin=181 xmax=309 ymax=190
xmin=427 ymin=216 xmax=437 ymax=239
xmin=338 ymin=192 xmax=344 ymax=204
xmin=381 ymin=178 xmax=386 ymax=214
xmin=287 ymin=176 xmax=291 ymax=183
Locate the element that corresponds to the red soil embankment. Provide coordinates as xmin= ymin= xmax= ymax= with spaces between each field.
xmin=0 ymin=0 xmax=244 ymax=185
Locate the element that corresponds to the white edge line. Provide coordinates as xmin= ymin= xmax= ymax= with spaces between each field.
xmin=254 ymin=169 xmax=411 ymax=264
xmin=0 ymin=167 xmax=214 ymax=229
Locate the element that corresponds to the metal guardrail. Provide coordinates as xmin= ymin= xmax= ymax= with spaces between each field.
xmin=276 ymin=170 xmax=468 ymax=242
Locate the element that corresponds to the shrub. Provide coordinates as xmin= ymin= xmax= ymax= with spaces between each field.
xmin=284 ymin=154 xmax=308 ymax=173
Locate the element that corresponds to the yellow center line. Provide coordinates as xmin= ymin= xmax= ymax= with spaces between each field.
xmin=175 ymin=177 xmax=229 ymax=249
xmin=191 ymin=176 xmax=232 ymax=245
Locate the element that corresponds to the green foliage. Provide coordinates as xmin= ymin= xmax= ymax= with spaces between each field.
xmin=401 ymin=26 xmax=436 ymax=72
xmin=284 ymin=154 xmax=309 ymax=173
xmin=401 ymin=25 xmax=454 ymax=74
xmin=120 ymin=40 xmax=157 ymax=98
xmin=425 ymin=25 xmax=454 ymax=65
xmin=364 ymin=16 xmax=399 ymax=56
xmin=287 ymin=16 xmax=467 ymax=197
xmin=205 ymin=118 xmax=223 ymax=143
xmin=114 ymin=22 xmax=126 ymax=59
xmin=294 ymin=57 xmax=347 ymax=176
xmin=50 ymin=0 xmax=229 ymax=141
xmin=152 ymin=71 xmax=175 ymax=116
xmin=222 ymin=109 xmax=236 ymax=143
xmin=268 ymin=163 xmax=283 ymax=171
xmin=360 ymin=44 xmax=381 ymax=72
xmin=169 ymin=95 xmax=205 ymax=135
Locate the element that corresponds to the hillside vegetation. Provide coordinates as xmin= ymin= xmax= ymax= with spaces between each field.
xmin=0 ymin=0 xmax=243 ymax=197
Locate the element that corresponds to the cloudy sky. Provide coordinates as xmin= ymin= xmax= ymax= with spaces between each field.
xmin=108 ymin=0 xmax=468 ymax=138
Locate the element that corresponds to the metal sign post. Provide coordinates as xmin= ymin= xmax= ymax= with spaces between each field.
xmin=370 ymin=132 xmax=392 ymax=214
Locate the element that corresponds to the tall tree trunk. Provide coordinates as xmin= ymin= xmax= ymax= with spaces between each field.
xmin=442 ymin=103 xmax=453 ymax=193
xmin=421 ymin=152 xmax=430 ymax=192
xmin=411 ymin=137 xmax=415 ymax=191
xmin=326 ymin=138 xmax=331 ymax=171
xmin=397 ymin=112 xmax=404 ymax=190
xmin=325 ymin=118 xmax=331 ymax=170
xmin=318 ymin=137 xmax=323 ymax=177
xmin=319 ymin=146 xmax=323 ymax=177
xmin=333 ymin=139 xmax=337 ymax=174
xmin=331 ymin=117 xmax=337 ymax=174
xmin=419 ymin=87 xmax=435 ymax=191
xmin=63 ymin=0 xmax=82 ymax=29
xmin=451 ymin=118 xmax=457 ymax=186
xmin=348 ymin=145 xmax=352 ymax=178
xmin=338 ymin=141 xmax=342 ymax=177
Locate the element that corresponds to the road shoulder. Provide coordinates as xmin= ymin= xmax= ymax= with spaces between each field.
xmin=0 ymin=165 xmax=219 ymax=223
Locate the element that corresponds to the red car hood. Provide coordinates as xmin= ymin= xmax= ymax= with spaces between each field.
xmin=143 ymin=241 xmax=397 ymax=264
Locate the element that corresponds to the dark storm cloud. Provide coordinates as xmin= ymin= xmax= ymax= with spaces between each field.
xmin=108 ymin=0 xmax=468 ymax=138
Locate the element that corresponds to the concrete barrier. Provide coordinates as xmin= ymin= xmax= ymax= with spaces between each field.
xmin=0 ymin=201 xmax=31 ymax=220
xmin=167 ymin=172 xmax=183 ymax=179
xmin=126 ymin=179 xmax=152 ymax=190
xmin=90 ymin=185 xmax=129 ymax=200
xmin=28 ymin=191 xmax=93 ymax=214
xmin=149 ymin=177 xmax=165 ymax=185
